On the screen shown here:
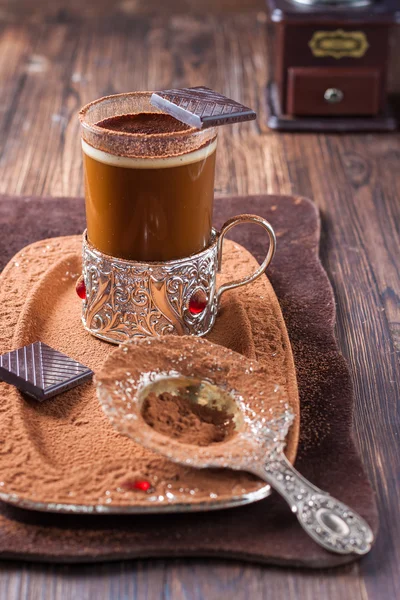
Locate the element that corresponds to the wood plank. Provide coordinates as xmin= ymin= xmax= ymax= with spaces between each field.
xmin=0 ymin=0 xmax=265 ymax=20
xmin=0 ymin=560 xmax=373 ymax=600
xmin=0 ymin=2 xmax=398 ymax=599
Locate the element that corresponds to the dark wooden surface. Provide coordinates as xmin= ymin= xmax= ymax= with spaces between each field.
xmin=0 ymin=0 xmax=399 ymax=598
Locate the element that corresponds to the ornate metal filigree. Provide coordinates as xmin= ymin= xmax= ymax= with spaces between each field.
xmin=81 ymin=233 xmax=218 ymax=344
xmin=261 ymin=455 xmax=373 ymax=555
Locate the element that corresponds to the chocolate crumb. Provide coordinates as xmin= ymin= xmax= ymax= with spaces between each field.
xmin=142 ymin=390 xmax=235 ymax=446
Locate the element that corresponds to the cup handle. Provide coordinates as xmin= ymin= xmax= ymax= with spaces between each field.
xmin=216 ymin=214 xmax=276 ymax=309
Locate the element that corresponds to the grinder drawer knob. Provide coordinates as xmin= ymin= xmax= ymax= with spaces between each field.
xmin=324 ymin=88 xmax=344 ymax=104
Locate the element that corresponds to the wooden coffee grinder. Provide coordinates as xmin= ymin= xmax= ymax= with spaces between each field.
xmin=266 ymin=0 xmax=400 ymax=131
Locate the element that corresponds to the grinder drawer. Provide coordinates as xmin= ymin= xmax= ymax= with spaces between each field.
xmin=287 ymin=67 xmax=381 ymax=116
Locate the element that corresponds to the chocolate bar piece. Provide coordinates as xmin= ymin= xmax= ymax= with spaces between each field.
xmin=150 ymin=86 xmax=256 ymax=129
xmin=0 ymin=342 xmax=93 ymax=401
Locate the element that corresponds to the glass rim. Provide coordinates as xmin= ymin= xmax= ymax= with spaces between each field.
xmin=79 ymin=91 xmax=206 ymax=141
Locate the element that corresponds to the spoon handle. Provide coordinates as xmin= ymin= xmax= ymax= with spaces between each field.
xmin=253 ymin=454 xmax=374 ymax=555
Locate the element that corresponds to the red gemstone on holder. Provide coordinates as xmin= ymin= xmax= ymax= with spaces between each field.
xmin=122 ymin=479 xmax=151 ymax=492
xmin=75 ymin=276 xmax=86 ymax=300
xmin=188 ymin=289 xmax=208 ymax=315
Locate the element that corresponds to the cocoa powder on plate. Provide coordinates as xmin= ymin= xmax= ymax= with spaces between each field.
xmin=0 ymin=235 xmax=299 ymax=509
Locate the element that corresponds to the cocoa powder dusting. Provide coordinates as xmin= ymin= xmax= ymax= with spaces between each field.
xmin=142 ymin=391 xmax=235 ymax=446
xmin=96 ymin=113 xmax=191 ymax=135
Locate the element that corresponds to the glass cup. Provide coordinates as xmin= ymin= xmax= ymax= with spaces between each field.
xmin=79 ymin=92 xmax=218 ymax=262
xmin=78 ymin=92 xmax=276 ymax=343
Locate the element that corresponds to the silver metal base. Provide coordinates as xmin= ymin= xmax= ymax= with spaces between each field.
xmin=81 ymin=215 xmax=276 ymax=344
xmin=0 ymin=484 xmax=271 ymax=515
xmin=81 ymin=232 xmax=218 ymax=344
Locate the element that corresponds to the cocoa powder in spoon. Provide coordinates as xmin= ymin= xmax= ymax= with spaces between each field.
xmin=142 ymin=390 xmax=235 ymax=446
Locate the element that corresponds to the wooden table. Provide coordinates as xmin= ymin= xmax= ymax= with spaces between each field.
xmin=0 ymin=1 xmax=399 ymax=598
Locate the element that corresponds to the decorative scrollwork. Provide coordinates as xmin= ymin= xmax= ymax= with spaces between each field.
xmin=81 ymin=233 xmax=218 ymax=344
xmin=263 ymin=456 xmax=374 ymax=555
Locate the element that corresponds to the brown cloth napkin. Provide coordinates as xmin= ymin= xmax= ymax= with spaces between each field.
xmin=0 ymin=194 xmax=378 ymax=568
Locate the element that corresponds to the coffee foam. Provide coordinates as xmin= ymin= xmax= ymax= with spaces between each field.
xmin=82 ymin=138 xmax=217 ymax=169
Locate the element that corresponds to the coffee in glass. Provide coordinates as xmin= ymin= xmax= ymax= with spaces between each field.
xmin=79 ymin=92 xmax=217 ymax=262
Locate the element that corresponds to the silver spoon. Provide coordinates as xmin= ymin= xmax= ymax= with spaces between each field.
xmin=98 ymin=371 xmax=374 ymax=556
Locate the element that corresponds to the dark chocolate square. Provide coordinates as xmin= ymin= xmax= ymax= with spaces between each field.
xmin=151 ymin=87 xmax=256 ymax=129
xmin=0 ymin=342 xmax=93 ymax=401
